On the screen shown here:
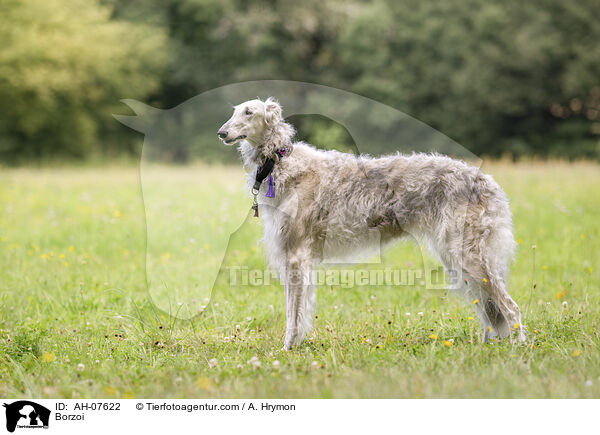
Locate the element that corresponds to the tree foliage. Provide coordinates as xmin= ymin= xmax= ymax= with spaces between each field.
xmin=0 ymin=0 xmax=168 ymax=162
xmin=1 ymin=0 xmax=599 ymax=161
xmin=334 ymin=0 xmax=600 ymax=158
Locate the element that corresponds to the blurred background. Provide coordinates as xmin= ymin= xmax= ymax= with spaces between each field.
xmin=1 ymin=0 xmax=600 ymax=164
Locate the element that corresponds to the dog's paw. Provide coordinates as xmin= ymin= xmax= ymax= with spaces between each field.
xmin=284 ymin=329 xmax=298 ymax=350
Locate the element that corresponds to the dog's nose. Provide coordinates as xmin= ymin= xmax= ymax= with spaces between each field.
xmin=217 ymin=130 xmax=228 ymax=139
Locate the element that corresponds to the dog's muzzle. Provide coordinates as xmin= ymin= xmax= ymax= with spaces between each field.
xmin=226 ymin=135 xmax=246 ymax=144
xmin=217 ymin=129 xmax=246 ymax=144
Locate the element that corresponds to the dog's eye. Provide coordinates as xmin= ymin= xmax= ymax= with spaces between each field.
xmin=245 ymin=109 xmax=253 ymax=116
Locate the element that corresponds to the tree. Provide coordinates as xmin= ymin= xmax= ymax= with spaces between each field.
xmin=0 ymin=0 xmax=168 ymax=162
xmin=335 ymin=0 xmax=600 ymax=158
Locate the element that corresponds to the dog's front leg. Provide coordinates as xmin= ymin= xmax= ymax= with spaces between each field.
xmin=283 ymin=279 xmax=300 ymax=350
xmin=282 ymin=251 xmax=312 ymax=350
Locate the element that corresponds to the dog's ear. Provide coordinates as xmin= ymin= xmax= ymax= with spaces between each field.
xmin=264 ymin=97 xmax=282 ymax=127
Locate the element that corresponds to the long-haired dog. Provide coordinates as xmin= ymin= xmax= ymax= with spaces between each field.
xmin=218 ymin=97 xmax=525 ymax=349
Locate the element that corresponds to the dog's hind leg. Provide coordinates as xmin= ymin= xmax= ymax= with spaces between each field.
xmin=282 ymin=245 xmax=315 ymax=349
xmin=484 ymin=277 xmax=525 ymax=342
xmin=462 ymin=263 xmax=525 ymax=342
xmin=461 ymin=276 xmax=510 ymax=342
xmin=433 ymin=235 xmax=523 ymax=342
xmin=439 ymin=256 xmax=508 ymax=342
xmin=455 ymin=201 xmax=525 ymax=342
xmin=473 ymin=228 xmax=525 ymax=342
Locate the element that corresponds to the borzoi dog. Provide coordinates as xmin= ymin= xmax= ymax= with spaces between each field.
xmin=218 ymin=97 xmax=525 ymax=349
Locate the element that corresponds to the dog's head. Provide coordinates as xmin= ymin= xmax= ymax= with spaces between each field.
xmin=217 ymin=97 xmax=282 ymax=146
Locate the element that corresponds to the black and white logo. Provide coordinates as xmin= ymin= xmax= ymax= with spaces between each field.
xmin=3 ymin=401 xmax=50 ymax=433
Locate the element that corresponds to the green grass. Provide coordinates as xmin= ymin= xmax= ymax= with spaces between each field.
xmin=0 ymin=161 xmax=598 ymax=398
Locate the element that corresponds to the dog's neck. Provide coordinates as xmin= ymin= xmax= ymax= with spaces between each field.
xmin=239 ymin=120 xmax=295 ymax=167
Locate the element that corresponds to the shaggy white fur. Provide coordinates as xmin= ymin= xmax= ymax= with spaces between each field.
xmin=218 ymin=97 xmax=525 ymax=349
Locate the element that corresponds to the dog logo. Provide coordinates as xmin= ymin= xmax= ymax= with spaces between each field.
xmin=3 ymin=401 xmax=50 ymax=432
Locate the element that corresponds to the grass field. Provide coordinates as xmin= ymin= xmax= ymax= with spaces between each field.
xmin=0 ymin=161 xmax=598 ymax=398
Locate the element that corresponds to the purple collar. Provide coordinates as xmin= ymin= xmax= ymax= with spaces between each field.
xmin=275 ymin=144 xmax=293 ymax=159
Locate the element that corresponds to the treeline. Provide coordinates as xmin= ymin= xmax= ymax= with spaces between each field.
xmin=1 ymin=0 xmax=599 ymax=163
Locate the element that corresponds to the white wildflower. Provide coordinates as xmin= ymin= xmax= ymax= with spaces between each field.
xmin=247 ymin=356 xmax=261 ymax=368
